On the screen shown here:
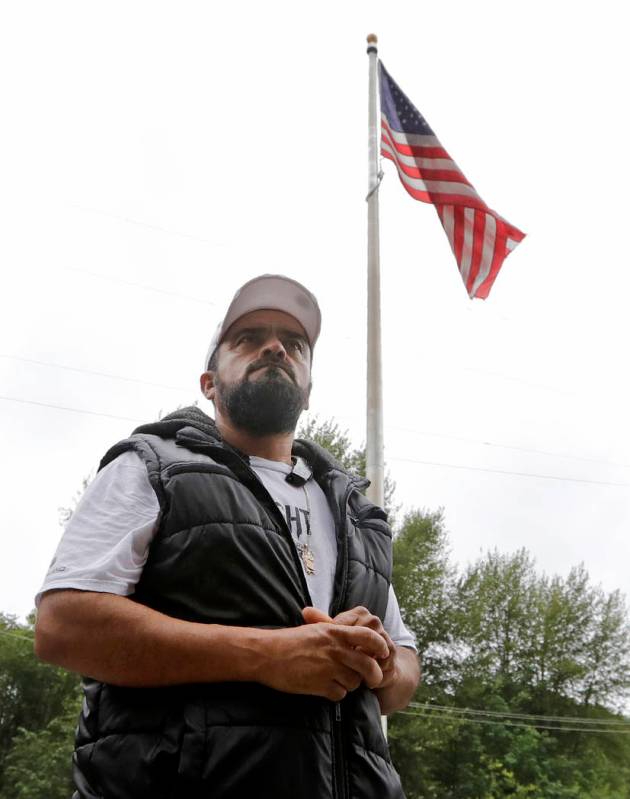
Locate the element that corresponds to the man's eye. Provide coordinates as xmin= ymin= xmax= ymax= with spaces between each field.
xmin=288 ymin=339 xmax=305 ymax=353
xmin=237 ymin=334 xmax=252 ymax=344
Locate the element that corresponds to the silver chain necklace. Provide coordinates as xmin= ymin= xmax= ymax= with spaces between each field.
xmin=296 ymin=481 xmax=316 ymax=576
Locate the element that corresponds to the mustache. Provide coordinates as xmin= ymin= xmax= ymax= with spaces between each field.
xmin=245 ymin=358 xmax=296 ymax=382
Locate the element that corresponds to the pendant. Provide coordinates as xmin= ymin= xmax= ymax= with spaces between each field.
xmin=297 ymin=541 xmax=316 ymax=576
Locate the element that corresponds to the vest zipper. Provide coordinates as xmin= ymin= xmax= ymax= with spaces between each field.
xmin=332 ymin=702 xmax=348 ymax=799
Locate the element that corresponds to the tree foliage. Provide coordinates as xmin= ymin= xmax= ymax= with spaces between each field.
xmin=389 ymin=541 xmax=630 ymax=799
xmin=0 ymin=614 xmax=81 ymax=797
xmin=298 ymin=415 xmax=399 ymax=518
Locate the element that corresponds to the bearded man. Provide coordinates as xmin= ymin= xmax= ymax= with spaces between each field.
xmin=35 ymin=275 xmax=420 ymax=799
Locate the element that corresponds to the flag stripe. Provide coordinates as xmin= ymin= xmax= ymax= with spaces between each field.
xmin=474 ymin=221 xmax=508 ymax=299
xmin=379 ymin=61 xmax=525 ymax=299
xmin=460 ymin=208 xmax=475 ymax=288
xmin=453 ymin=206 xmax=465 ymax=266
xmin=466 ymin=210 xmax=488 ymax=296
xmin=382 ymin=118 xmax=450 ymax=158
xmin=441 ymin=206 xmax=455 ymax=255
xmin=381 ymin=142 xmax=486 ymax=205
xmin=380 ymin=146 xmax=460 ymax=172
xmin=470 ymin=213 xmax=497 ymax=298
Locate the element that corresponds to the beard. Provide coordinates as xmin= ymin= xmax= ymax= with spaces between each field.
xmin=215 ymin=364 xmax=309 ymax=437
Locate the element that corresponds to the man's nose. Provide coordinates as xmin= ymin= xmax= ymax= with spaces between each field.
xmin=261 ymin=335 xmax=287 ymax=359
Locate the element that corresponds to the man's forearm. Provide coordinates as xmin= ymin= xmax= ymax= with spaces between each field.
xmin=374 ymin=647 xmax=420 ymax=715
xmin=35 ymin=590 xmax=389 ymax=700
xmin=35 ymin=590 xmax=273 ymax=687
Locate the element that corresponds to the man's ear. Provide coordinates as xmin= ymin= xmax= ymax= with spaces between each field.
xmin=200 ymin=371 xmax=216 ymax=402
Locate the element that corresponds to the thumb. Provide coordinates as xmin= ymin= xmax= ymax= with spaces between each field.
xmin=302 ymin=606 xmax=334 ymax=624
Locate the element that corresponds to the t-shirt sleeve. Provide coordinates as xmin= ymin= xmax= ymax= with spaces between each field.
xmin=35 ymin=450 xmax=160 ymax=605
xmin=383 ymin=584 xmax=417 ymax=652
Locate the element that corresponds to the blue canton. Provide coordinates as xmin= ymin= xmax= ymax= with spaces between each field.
xmin=379 ymin=62 xmax=435 ymax=136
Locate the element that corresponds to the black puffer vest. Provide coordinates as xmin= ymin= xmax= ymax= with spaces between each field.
xmin=73 ymin=407 xmax=405 ymax=799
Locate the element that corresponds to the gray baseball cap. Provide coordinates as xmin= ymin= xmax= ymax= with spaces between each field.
xmin=204 ymin=274 xmax=321 ymax=370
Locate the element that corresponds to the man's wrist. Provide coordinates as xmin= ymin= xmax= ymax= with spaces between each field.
xmin=209 ymin=625 xmax=277 ymax=683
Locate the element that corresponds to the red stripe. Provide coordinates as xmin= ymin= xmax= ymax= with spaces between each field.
xmin=381 ymin=149 xmax=472 ymax=186
xmin=465 ymin=210 xmax=487 ymax=295
xmin=473 ymin=223 xmax=508 ymax=299
xmin=381 ymin=148 xmax=489 ymax=211
xmin=453 ymin=206 xmax=465 ymax=267
xmin=505 ymin=224 xmax=526 ymax=243
xmin=395 ymin=143 xmax=450 ymax=158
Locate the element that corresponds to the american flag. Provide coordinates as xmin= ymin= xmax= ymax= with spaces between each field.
xmin=379 ymin=62 xmax=525 ymax=300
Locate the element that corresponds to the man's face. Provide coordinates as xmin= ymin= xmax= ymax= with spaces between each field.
xmin=203 ymin=309 xmax=312 ymax=436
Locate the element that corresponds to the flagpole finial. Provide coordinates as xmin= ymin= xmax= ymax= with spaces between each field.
xmin=367 ymin=33 xmax=378 ymax=54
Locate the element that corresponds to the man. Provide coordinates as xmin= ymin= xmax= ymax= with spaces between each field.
xmin=36 ymin=275 xmax=420 ymax=798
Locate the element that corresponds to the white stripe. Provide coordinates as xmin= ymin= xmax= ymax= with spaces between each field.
xmin=506 ymin=237 xmax=518 ymax=251
xmin=441 ymin=206 xmax=455 ymax=254
xmin=471 ymin=214 xmax=497 ymax=297
xmin=382 ymin=140 xmax=480 ymax=199
xmin=383 ymin=146 xmax=459 ymax=172
xmin=460 ymin=208 xmax=475 ymax=288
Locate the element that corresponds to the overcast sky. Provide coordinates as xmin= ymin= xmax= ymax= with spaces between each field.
xmin=1 ymin=0 xmax=628 ymax=621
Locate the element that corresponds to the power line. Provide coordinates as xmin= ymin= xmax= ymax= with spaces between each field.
xmin=396 ymin=708 xmax=630 ymax=734
xmin=460 ymin=366 xmax=575 ymax=397
xmin=2 ymin=356 xmax=624 ymax=471
xmin=331 ymin=413 xmax=630 ymax=471
xmin=408 ymin=702 xmax=630 ymax=726
xmin=1 ymin=395 xmax=628 ymax=488
xmin=66 ymin=265 xmax=216 ymax=306
xmin=385 ymin=425 xmax=630 ymax=471
xmin=69 ymin=203 xmax=227 ymax=247
xmin=2 ymin=362 xmax=625 ymax=472
xmin=387 ymin=455 xmax=630 ymax=488
xmin=0 ymin=354 xmax=190 ymax=393
xmin=0 ymin=395 xmax=144 ymax=424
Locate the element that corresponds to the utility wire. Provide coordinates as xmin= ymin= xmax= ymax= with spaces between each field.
xmin=0 ymin=395 xmax=144 ymax=424
xmin=395 ymin=708 xmax=630 ymax=734
xmin=1 ymin=396 xmax=629 ymax=488
xmin=330 ymin=413 xmax=629 ymax=471
xmin=388 ymin=455 xmax=630 ymax=488
xmin=408 ymin=702 xmax=630 ymax=726
xmin=0 ymin=354 xmax=190 ymax=393
xmin=384 ymin=426 xmax=630 ymax=471
xmin=69 ymin=203 xmax=226 ymax=247
xmin=3 ymin=359 xmax=626 ymax=472
xmin=65 ymin=265 xmax=216 ymax=306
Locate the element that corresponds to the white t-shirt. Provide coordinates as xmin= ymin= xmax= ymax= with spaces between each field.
xmin=38 ymin=451 xmax=416 ymax=650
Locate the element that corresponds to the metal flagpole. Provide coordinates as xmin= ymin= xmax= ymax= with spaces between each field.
xmin=366 ymin=33 xmax=384 ymax=511
xmin=366 ymin=33 xmax=387 ymax=738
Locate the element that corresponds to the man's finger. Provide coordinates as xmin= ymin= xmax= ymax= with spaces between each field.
xmin=302 ymin=606 xmax=333 ymax=625
xmin=333 ymin=625 xmax=389 ymax=659
xmin=337 ymin=646 xmax=384 ymax=689
xmin=334 ymin=607 xmax=383 ymax=632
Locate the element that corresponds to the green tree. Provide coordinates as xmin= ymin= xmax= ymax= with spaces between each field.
xmin=0 ymin=614 xmax=80 ymax=796
xmin=298 ymin=416 xmax=398 ymax=519
xmin=0 ymin=708 xmax=77 ymax=799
